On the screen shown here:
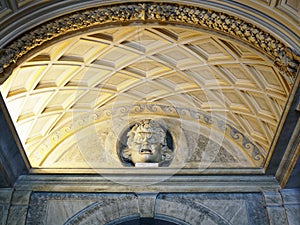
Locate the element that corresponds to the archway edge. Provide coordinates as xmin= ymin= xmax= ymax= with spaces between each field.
xmin=0 ymin=2 xmax=299 ymax=84
xmin=62 ymin=196 xmax=226 ymax=225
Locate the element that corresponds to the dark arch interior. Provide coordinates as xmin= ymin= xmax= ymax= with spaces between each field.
xmin=115 ymin=218 xmax=180 ymax=225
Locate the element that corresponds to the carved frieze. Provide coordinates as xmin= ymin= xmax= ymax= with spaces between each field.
xmin=0 ymin=2 xmax=299 ymax=83
xmin=186 ymin=133 xmax=237 ymax=163
xmin=35 ymin=103 xmax=265 ymax=167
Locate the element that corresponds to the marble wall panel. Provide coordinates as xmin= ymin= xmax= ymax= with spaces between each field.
xmin=263 ymin=191 xmax=289 ymax=225
xmin=156 ymin=193 xmax=269 ymax=225
xmin=6 ymin=190 xmax=31 ymax=225
xmin=0 ymin=189 xmax=12 ymax=225
xmin=26 ymin=193 xmax=139 ymax=225
xmin=26 ymin=192 xmax=270 ymax=225
xmin=281 ymin=189 xmax=300 ymax=225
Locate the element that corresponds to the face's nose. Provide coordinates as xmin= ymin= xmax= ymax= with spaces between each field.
xmin=141 ymin=141 xmax=150 ymax=149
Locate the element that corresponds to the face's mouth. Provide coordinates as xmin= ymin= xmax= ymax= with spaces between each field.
xmin=140 ymin=149 xmax=152 ymax=155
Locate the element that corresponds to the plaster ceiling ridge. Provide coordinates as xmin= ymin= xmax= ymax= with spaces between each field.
xmin=240 ymin=63 xmax=264 ymax=90
xmin=246 ymin=65 xmax=289 ymax=96
xmin=15 ymin=89 xmax=96 ymax=144
xmin=210 ymin=37 xmax=245 ymax=61
xmin=16 ymin=110 xmax=65 ymax=126
xmin=135 ymin=26 xmax=177 ymax=44
xmin=45 ymin=37 xmax=82 ymax=62
xmin=4 ymin=85 xmax=118 ymax=102
xmin=259 ymin=92 xmax=282 ymax=122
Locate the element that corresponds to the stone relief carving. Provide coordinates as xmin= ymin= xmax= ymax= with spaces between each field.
xmin=119 ymin=119 xmax=173 ymax=167
xmin=0 ymin=2 xmax=299 ymax=83
xmin=186 ymin=133 xmax=237 ymax=163
xmin=36 ymin=104 xmax=265 ymax=167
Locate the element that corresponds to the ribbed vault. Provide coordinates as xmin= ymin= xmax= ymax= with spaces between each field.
xmin=0 ymin=25 xmax=292 ymax=171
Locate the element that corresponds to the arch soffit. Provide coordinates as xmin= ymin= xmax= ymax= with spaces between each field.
xmin=0 ymin=2 xmax=299 ymax=172
xmin=63 ymin=197 xmax=228 ymax=225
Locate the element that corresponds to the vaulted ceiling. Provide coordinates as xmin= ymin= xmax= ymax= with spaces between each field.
xmin=0 ymin=25 xmax=292 ymax=170
xmin=0 ymin=1 xmax=299 ymax=183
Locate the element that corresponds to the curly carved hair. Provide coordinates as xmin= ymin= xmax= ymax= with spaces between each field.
xmin=122 ymin=119 xmax=173 ymax=162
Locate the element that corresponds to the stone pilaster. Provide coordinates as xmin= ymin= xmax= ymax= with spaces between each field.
xmin=137 ymin=193 xmax=158 ymax=218
xmin=0 ymin=188 xmax=13 ymax=225
xmin=281 ymin=189 xmax=300 ymax=225
xmin=6 ymin=190 xmax=31 ymax=225
xmin=263 ymin=191 xmax=288 ymax=225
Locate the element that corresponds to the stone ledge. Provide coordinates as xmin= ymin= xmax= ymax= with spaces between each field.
xmin=14 ymin=174 xmax=280 ymax=193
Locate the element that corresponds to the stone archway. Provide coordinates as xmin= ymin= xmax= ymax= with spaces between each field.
xmin=0 ymin=1 xmax=299 ymax=176
xmin=104 ymin=215 xmax=188 ymax=225
xmin=59 ymin=193 xmax=243 ymax=225
xmin=25 ymin=192 xmax=269 ymax=225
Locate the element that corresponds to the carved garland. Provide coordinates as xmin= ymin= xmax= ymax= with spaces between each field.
xmin=0 ymin=2 xmax=299 ymax=83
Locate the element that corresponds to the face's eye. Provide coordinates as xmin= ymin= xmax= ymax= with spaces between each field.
xmin=133 ymin=142 xmax=141 ymax=146
xmin=150 ymin=136 xmax=161 ymax=144
xmin=151 ymin=144 xmax=159 ymax=149
xmin=134 ymin=134 xmax=143 ymax=143
xmin=148 ymin=137 xmax=155 ymax=143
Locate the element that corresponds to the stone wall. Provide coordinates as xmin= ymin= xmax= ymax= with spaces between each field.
xmin=1 ymin=189 xmax=299 ymax=224
xmin=281 ymin=189 xmax=300 ymax=225
xmin=0 ymin=189 xmax=12 ymax=225
xmin=25 ymin=192 xmax=269 ymax=225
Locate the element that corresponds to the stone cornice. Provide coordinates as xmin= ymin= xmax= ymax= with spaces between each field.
xmin=0 ymin=2 xmax=299 ymax=84
xmin=14 ymin=174 xmax=279 ymax=192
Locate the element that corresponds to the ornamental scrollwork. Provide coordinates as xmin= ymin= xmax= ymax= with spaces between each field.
xmin=145 ymin=3 xmax=299 ymax=80
xmin=0 ymin=2 xmax=299 ymax=83
xmin=37 ymin=103 xmax=265 ymax=166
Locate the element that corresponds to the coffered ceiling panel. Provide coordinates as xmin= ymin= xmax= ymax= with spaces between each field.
xmin=0 ymin=26 xmax=291 ymax=171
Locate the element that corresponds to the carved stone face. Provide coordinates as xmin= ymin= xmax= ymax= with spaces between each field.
xmin=121 ymin=119 xmax=173 ymax=166
xmin=131 ymin=131 xmax=162 ymax=164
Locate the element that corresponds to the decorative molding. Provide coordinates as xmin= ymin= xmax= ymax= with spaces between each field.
xmin=16 ymin=0 xmax=35 ymax=8
xmin=35 ymin=103 xmax=265 ymax=168
xmin=0 ymin=2 xmax=299 ymax=83
xmin=15 ymin=174 xmax=280 ymax=193
xmin=0 ymin=1 xmax=12 ymax=30
xmin=6 ymin=190 xmax=32 ymax=225
xmin=277 ymin=0 xmax=300 ymax=23
xmin=275 ymin=118 xmax=300 ymax=187
xmin=263 ymin=191 xmax=289 ymax=224
xmin=0 ymin=188 xmax=13 ymax=225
